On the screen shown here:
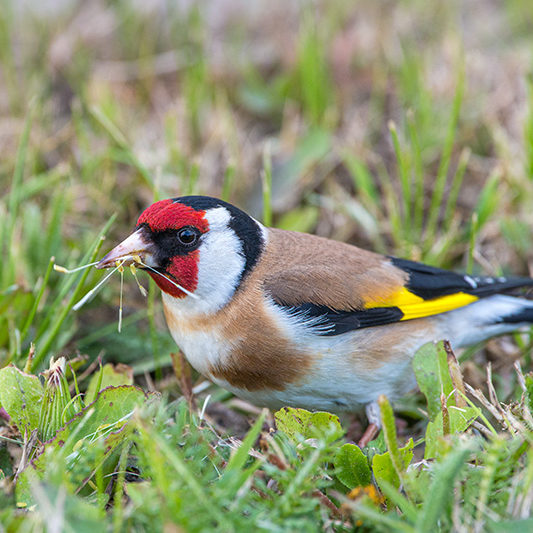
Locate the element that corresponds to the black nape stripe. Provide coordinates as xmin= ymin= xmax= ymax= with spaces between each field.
xmin=280 ymin=302 xmax=404 ymax=336
xmin=390 ymin=257 xmax=533 ymax=300
xmin=174 ymin=196 xmax=264 ymax=284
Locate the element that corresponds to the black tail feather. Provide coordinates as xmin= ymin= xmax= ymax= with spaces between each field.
xmin=499 ymin=308 xmax=533 ymax=324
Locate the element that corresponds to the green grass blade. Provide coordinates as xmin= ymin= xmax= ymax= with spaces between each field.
xmin=140 ymin=425 xmax=230 ymax=528
xmin=415 ymin=445 xmax=471 ymax=531
xmin=32 ymin=215 xmax=116 ymax=370
xmin=443 ymin=147 xmax=471 ymax=231
xmin=262 ymin=142 xmax=273 ymax=226
xmin=20 ymin=256 xmax=55 ymax=343
xmin=406 ymin=110 xmax=425 ymax=237
xmin=1 ymin=99 xmax=37 ymax=288
xmin=225 ymin=410 xmax=266 ymax=474
xmin=389 ymin=121 xmax=412 ymax=240
xmin=424 ymin=62 xmax=465 ymax=249
xmin=221 ymin=162 xmax=236 ymax=202
xmin=89 ymin=105 xmax=156 ymax=194
xmin=466 ymin=212 xmax=478 ymax=275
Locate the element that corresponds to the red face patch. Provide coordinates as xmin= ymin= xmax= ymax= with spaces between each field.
xmin=137 ymin=199 xmax=209 ymax=233
xmin=137 ymin=199 xmax=209 ymax=298
xmin=146 ymin=252 xmax=200 ymax=298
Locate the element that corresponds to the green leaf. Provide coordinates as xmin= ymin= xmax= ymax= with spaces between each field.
xmin=0 ymin=365 xmax=43 ymax=436
xmin=308 ymin=411 xmax=344 ymax=441
xmin=274 ymin=407 xmax=343 ymax=442
xmin=335 ymin=443 xmax=372 ymax=489
xmin=50 ymin=385 xmax=149 ymax=446
xmin=16 ymin=386 xmax=152 ymax=507
xmin=424 ymin=406 xmax=480 ymax=459
xmin=85 ymin=363 xmax=134 ymax=403
xmin=275 ymin=407 xmax=311 ymax=439
xmin=38 ymin=358 xmax=78 ymax=442
xmin=225 ymin=411 xmax=266 ymax=474
xmin=372 ymin=439 xmax=413 ymax=492
xmin=412 ymin=340 xmax=454 ymax=420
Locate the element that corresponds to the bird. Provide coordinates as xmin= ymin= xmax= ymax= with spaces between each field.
xmin=97 ymin=195 xmax=533 ymax=444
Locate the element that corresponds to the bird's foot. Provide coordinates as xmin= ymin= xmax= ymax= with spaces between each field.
xmin=357 ymin=423 xmax=379 ymax=448
xmin=357 ymin=401 xmax=382 ymax=448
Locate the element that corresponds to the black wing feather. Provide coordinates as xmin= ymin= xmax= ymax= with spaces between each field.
xmin=273 ymin=258 xmax=533 ymax=337
xmin=390 ymin=257 xmax=533 ymax=299
xmin=280 ymin=302 xmax=404 ymax=336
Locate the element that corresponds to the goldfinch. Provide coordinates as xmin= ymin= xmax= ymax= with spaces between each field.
xmin=97 ymin=196 xmax=533 ymax=438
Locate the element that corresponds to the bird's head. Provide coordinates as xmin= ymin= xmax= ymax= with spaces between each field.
xmin=97 ymin=196 xmax=265 ymax=313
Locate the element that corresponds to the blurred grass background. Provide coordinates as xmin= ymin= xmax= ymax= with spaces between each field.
xmin=2 ymin=0 xmax=533 ymax=405
xmin=4 ymin=1 xmax=533 ymax=530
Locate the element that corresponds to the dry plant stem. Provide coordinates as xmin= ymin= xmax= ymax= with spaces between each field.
xmin=117 ymin=261 xmax=124 ymax=332
xmin=514 ymin=361 xmax=533 ymax=428
xmin=515 ymin=360 xmax=527 ymax=393
xmin=23 ymin=343 xmax=35 ymax=373
xmin=267 ymin=453 xmax=288 ymax=471
xmin=53 ymin=261 xmax=99 ymax=274
xmin=486 ymin=364 xmax=524 ymax=434
xmin=444 ymin=340 xmax=467 ymax=407
xmin=73 ymin=353 xmax=103 ymax=390
xmin=263 ymin=433 xmax=290 ymax=471
xmin=471 ymin=420 xmax=496 ymax=438
xmin=73 ymin=263 xmax=123 ymax=310
xmin=312 ymin=488 xmax=343 ymax=519
xmin=441 ymin=393 xmax=450 ymax=435
xmin=171 ymin=351 xmax=196 ymax=412
xmin=130 ymin=264 xmax=147 ymax=296
xmin=143 ymin=370 xmax=156 ymax=392
xmin=227 ymin=437 xmax=265 ymax=460
xmin=15 ymin=429 xmax=38 ymax=481
xmin=228 ymin=398 xmax=264 ymax=415
xmin=466 ymin=381 xmax=525 ymax=435
xmin=465 ymin=383 xmax=506 ymax=425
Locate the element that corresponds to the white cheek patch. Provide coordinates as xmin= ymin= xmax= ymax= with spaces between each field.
xmin=166 ymin=206 xmax=246 ymax=316
xmin=204 ymin=206 xmax=232 ymax=229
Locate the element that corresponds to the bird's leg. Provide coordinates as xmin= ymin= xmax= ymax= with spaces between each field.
xmin=357 ymin=401 xmax=381 ymax=448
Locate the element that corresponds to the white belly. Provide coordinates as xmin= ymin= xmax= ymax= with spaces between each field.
xmin=211 ymin=355 xmax=417 ymax=413
xmin=164 ymin=292 xmax=533 ymax=413
xmin=168 ymin=314 xmax=426 ymax=412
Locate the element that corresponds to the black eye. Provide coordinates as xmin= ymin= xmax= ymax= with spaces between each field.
xmin=177 ymin=227 xmax=199 ymax=247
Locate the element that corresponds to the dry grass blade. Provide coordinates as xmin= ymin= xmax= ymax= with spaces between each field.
xmin=53 ymin=261 xmax=99 ymax=274
xmin=72 ymin=263 xmax=123 ymax=311
xmin=444 ymin=340 xmax=467 ymax=408
xmin=129 ymin=264 xmax=147 ymax=297
xmin=171 ymin=351 xmax=196 ymax=411
xmin=465 ymin=383 xmax=506 ymax=426
xmin=486 ymin=364 xmax=524 ymax=435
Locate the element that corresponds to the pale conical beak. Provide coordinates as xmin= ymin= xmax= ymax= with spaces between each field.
xmin=96 ymin=228 xmax=156 ymax=269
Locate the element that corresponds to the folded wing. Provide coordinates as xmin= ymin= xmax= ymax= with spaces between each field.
xmin=262 ymin=230 xmax=533 ymax=336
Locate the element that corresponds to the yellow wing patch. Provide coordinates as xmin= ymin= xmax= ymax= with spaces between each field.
xmin=365 ymin=287 xmax=478 ymax=321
